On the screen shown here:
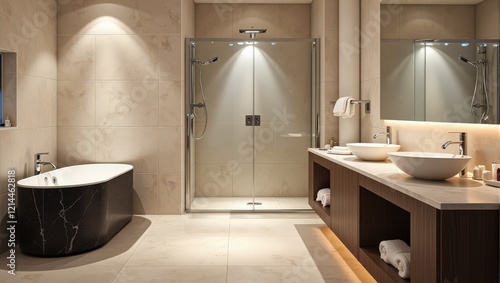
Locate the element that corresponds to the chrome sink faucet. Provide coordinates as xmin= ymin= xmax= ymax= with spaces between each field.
xmin=34 ymin=152 xmax=56 ymax=175
xmin=441 ymin=132 xmax=467 ymax=177
xmin=373 ymin=126 xmax=391 ymax=144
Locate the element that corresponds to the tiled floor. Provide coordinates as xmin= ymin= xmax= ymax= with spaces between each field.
xmin=190 ymin=197 xmax=311 ymax=211
xmin=0 ymin=213 xmax=374 ymax=283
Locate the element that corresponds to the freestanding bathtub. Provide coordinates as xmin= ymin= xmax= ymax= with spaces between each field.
xmin=17 ymin=164 xmax=133 ymax=256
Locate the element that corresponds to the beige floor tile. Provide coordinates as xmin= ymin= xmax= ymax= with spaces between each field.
xmin=125 ymin=236 xmax=228 ymax=267
xmin=146 ymin=217 xmax=230 ymax=237
xmin=229 ymin=219 xmax=324 ymax=237
xmin=2 ymin=267 xmax=121 ymax=283
xmin=112 ymin=267 xmax=227 ymax=283
xmin=227 ymin=266 xmax=361 ymax=283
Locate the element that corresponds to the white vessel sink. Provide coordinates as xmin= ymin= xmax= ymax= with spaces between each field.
xmin=387 ymin=152 xmax=472 ymax=180
xmin=346 ymin=143 xmax=401 ymax=161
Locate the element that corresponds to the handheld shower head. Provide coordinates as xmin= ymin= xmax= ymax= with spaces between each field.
xmin=459 ymin=55 xmax=477 ymax=67
xmin=203 ymin=56 xmax=219 ymax=65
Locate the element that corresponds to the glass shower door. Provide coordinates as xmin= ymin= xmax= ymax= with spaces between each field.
xmin=186 ymin=39 xmax=317 ymax=211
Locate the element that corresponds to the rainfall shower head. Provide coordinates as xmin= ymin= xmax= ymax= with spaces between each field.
xmin=459 ymin=55 xmax=477 ymax=67
xmin=239 ymin=28 xmax=267 ymax=38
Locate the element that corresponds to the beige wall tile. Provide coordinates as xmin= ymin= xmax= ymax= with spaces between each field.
xmin=159 ymin=127 xmax=182 ymax=173
xmin=159 ymin=81 xmax=182 ymax=127
xmin=1 ymin=15 xmax=37 ymax=75
xmin=195 ymin=4 xmax=232 ymax=38
xmin=311 ymin=0 xmax=324 ymax=39
xmin=16 ymin=74 xmax=38 ymax=128
xmin=58 ymin=35 xmax=96 ymax=81
xmin=476 ymin=0 xmax=500 ymax=39
xmin=400 ymin=5 xmax=441 ymax=39
xmin=442 ymin=5 xmax=475 ymax=39
xmin=325 ymin=0 xmax=338 ymax=31
xmin=58 ymin=81 xmax=96 ymax=127
xmin=57 ymin=127 xmax=97 ymax=167
xmin=159 ymin=173 xmax=182 ymax=214
xmin=361 ymin=1 xmax=380 ymax=83
xmin=58 ymin=0 xmax=181 ymax=35
xmin=36 ymin=29 xmax=57 ymax=79
xmin=95 ymin=34 xmax=159 ymax=80
xmin=232 ymin=163 xmax=275 ymax=197
xmin=36 ymin=78 xmax=57 ymax=128
xmin=96 ymin=81 xmax=159 ymax=127
xmin=275 ymin=4 xmax=310 ymax=38
xmin=380 ymin=4 xmax=401 ymax=39
xmin=0 ymin=130 xmax=30 ymax=193
xmin=133 ymin=173 xmax=159 ymax=214
xmin=159 ymin=34 xmax=182 ymax=81
xmin=275 ymin=122 xmax=310 ymax=164
xmin=232 ymin=4 xmax=276 ymax=38
xmin=195 ymin=122 xmax=233 ymax=164
xmin=37 ymin=0 xmax=58 ymax=34
xmin=95 ymin=127 xmax=159 ymax=173
xmin=324 ymin=36 xmax=338 ymax=82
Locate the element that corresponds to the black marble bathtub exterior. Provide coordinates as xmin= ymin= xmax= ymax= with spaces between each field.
xmin=18 ymin=170 xmax=133 ymax=256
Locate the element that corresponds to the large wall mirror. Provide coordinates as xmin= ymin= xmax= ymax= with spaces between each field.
xmin=380 ymin=0 xmax=500 ymax=124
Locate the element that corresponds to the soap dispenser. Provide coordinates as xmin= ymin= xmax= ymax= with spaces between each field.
xmin=4 ymin=116 xmax=11 ymax=127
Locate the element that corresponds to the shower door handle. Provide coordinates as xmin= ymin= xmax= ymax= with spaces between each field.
xmin=245 ymin=115 xmax=261 ymax=126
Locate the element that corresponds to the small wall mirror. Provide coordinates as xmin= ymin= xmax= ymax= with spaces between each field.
xmin=380 ymin=1 xmax=500 ymax=124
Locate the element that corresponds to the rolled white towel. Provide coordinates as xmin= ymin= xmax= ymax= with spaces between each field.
xmin=394 ymin=252 xmax=411 ymax=279
xmin=321 ymin=193 xmax=330 ymax=207
xmin=316 ymin=188 xmax=330 ymax=201
xmin=379 ymin=239 xmax=410 ymax=264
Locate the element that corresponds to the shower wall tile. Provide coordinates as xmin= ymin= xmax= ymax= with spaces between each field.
xmin=57 ymin=35 xmax=96 ymax=81
xmin=195 ymin=122 xmax=233 ymax=164
xmin=96 ymin=81 xmax=159 ymax=127
xmin=384 ymin=4 xmax=476 ymax=40
xmin=95 ymin=127 xmax=159 ymax=174
xmin=133 ymin=173 xmax=159 ymax=214
xmin=195 ymin=163 xmax=233 ymax=197
xmin=232 ymin=122 xmax=255 ymax=164
xmin=195 ymin=4 xmax=233 ymax=38
xmin=232 ymin=4 xmax=276 ymax=38
xmin=253 ymin=123 xmax=277 ymax=164
xmin=476 ymin=0 xmax=500 ymax=39
xmin=232 ymin=164 xmax=276 ymax=197
xmin=399 ymin=5 xmax=442 ymax=40
xmin=159 ymin=34 xmax=182 ymax=81
xmin=159 ymin=127 xmax=182 ymax=173
xmin=58 ymin=81 xmax=96 ymax=127
xmin=159 ymin=173 xmax=182 ymax=214
xmin=95 ymin=35 xmax=159 ymax=80
xmin=275 ymin=163 xmax=308 ymax=197
xmin=275 ymin=5 xmax=311 ymax=38
xmin=195 ymin=3 xmax=310 ymax=39
xmin=275 ymin=122 xmax=309 ymax=164
xmin=159 ymin=81 xmax=182 ymax=127
xmin=442 ymin=6 xmax=475 ymax=39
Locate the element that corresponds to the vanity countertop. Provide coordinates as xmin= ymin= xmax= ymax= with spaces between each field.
xmin=309 ymin=148 xmax=500 ymax=210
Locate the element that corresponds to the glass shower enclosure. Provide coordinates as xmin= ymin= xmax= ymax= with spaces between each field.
xmin=185 ymin=38 xmax=319 ymax=212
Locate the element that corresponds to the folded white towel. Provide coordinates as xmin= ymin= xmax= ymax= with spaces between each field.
xmin=333 ymin=146 xmax=349 ymax=150
xmin=333 ymin=96 xmax=355 ymax=118
xmin=321 ymin=193 xmax=330 ymax=207
xmin=379 ymin=239 xmax=410 ymax=263
xmin=316 ymin=188 xmax=330 ymax=201
xmin=394 ymin=252 xmax=411 ymax=279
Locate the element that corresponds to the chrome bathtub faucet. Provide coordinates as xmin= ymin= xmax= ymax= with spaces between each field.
xmin=34 ymin=152 xmax=56 ymax=175
xmin=441 ymin=132 xmax=467 ymax=177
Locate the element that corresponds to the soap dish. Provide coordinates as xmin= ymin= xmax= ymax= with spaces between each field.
xmin=484 ymin=179 xmax=500 ymax=188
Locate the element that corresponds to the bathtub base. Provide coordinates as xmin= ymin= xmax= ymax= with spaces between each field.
xmin=18 ymin=170 xmax=133 ymax=256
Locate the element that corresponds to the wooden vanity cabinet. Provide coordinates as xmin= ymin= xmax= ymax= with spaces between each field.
xmin=309 ymin=152 xmax=499 ymax=283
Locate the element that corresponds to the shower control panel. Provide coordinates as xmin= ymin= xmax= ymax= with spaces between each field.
xmin=245 ymin=115 xmax=261 ymax=126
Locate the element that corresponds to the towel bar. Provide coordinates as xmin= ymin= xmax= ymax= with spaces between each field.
xmin=330 ymin=100 xmax=371 ymax=113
